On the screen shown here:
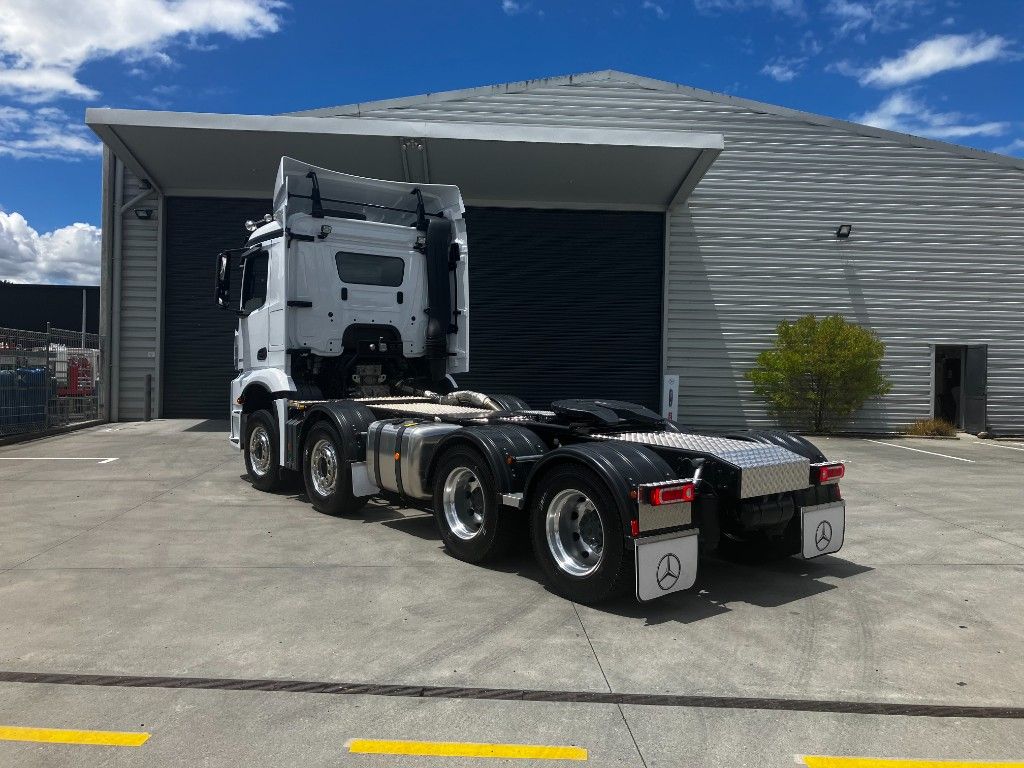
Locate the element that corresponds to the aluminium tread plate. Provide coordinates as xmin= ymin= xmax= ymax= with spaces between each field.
xmin=595 ymin=431 xmax=809 ymax=499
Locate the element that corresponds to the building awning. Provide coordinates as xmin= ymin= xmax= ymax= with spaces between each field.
xmin=86 ymin=109 xmax=723 ymax=210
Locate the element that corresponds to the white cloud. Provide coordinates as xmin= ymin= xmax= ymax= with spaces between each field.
xmin=693 ymin=0 xmax=804 ymax=16
xmin=0 ymin=212 xmax=101 ymax=284
xmin=851 ymin=33 xmax=1012 ymax=87
xmin=854 ymin=91 xmax=1010 ymax=140
xmin=0 ymin=0 xmax=285 ymax=102
xmin=501 ymin=0 xmax=524 ymax=14
xmin=824 ymin=0 xmax=927 ymax=37
xmin=993 ymin=138 xmax=1024 ymax=157
xmin=643 ymin=1 xmax=669 ymax=19
xmin=761 ymin=56 xmax=806 ymax=81
xmin=0 ymin=106 xmax=101 ymax=160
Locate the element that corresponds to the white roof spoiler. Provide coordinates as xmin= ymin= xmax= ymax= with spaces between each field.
xmin=273 ymin=156 xmax=464 ymax=226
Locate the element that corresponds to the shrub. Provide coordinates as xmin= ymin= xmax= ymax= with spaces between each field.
xmin=745 ymin=314 xmax=891 ymax=434
xmin=906 ymin=418 xmax=957 ymax=437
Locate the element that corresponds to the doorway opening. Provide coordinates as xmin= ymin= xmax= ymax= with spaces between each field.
xmin=933 ymin=344 xmax=988 ymax=433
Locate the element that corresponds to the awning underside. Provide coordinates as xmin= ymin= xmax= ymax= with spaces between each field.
xmin=87 ymin=110 xmax=723 ymax=209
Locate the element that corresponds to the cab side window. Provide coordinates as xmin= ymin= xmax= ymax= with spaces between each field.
xmin=241 ymin=250 xmax=269 ymax=312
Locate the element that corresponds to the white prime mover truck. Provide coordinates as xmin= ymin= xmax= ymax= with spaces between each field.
xmin=215 ymin=157 xmax=846 ymax=604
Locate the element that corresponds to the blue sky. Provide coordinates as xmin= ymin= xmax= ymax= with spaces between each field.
xmin=1 ymin=0 xmax=1022 ymax=283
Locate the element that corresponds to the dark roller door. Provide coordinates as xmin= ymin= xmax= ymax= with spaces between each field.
xmin=457 ymin=208 xmax=664 ymax=410
xmin=163 ymin=197 xmax=271 ymax=418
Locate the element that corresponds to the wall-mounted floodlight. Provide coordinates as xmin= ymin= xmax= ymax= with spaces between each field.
xmin=134 ymin=208 xmax=154 ymax=220
xmin=835 ymin=224 xmax=852 ymax=239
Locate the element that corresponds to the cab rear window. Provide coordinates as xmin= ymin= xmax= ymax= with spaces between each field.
xmin=335 ymin=251 xmax=404 ymax=286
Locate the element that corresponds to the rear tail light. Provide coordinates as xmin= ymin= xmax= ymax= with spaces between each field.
xmin=629 ymin=519 xmax=641 ymax=537
xmin=817 ymin=463 xmax=845 ymax=484
xmin=649 ymin=483 xmax=695 ymax=506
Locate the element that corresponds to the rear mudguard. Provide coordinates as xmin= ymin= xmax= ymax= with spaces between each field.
xmin=524 ymin=441 xmax=678 ymax=536
xmin=427 ymin=424 xmax=547 ymax=494
xmin=723 ymin=428 xmax=827 ymax=463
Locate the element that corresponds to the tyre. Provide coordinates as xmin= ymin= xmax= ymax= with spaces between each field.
xmin=432 ymin=447 xmax=514 ymax=563
xmin=244 ymin=409 xmax=284 ymax=492
xmin=487 ymin=393 xmax=530 ymax=411
xmin=529 ymin=466 xmax=629 ymax=604
xmin=302 ymin=421 xmax=370 ymax=516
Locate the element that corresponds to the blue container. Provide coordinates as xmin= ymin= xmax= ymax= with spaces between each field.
xmin=0 ymin=369 xmax=16 ymax=431
xmin=16 ymin=367 xmax=48 ymax=430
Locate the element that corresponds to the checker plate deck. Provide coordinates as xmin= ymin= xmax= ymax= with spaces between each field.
xmin=594 ymin=431 xmax=810 ymax=499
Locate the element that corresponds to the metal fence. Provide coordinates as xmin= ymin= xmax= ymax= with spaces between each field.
xmin=0 ymin=325 xmax=103 ymax=439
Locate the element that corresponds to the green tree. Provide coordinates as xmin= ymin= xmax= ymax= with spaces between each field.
xmin=745 ymin=314 xmax=891 ymax=433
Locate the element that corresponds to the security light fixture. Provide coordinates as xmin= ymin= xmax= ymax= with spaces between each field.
xmin=836 ymin=224 xmax=853 ymax=239
xmin=134 ymin=208 xmax=154 ymax=220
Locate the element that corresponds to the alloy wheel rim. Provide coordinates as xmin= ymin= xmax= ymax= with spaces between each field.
xmin=310 ymin=438 xmax=338 ymax=497
xmin=545 ymin=488 xmax=605 ymax=577
xmin=443 ymin=466 xmax=485 ymax=540
xmin=249 ymin=425 xmax=272 ymax=476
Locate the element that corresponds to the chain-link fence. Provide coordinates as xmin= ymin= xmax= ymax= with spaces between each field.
xmin=0 ymin=325 xmax=103 ymax=439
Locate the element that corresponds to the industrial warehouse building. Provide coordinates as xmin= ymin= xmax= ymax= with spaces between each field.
xmin=86 ymin=70 xmax=1024 ymax=434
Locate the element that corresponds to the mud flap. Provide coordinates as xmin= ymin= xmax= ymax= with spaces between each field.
xmin=635 ymin=530 xmax=699 ymax=602
xmin=801 ymin=501 xmax=846 ymax=558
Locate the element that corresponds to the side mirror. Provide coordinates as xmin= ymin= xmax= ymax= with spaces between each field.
xmin=215 ymin=252 xmax=233 ymax=309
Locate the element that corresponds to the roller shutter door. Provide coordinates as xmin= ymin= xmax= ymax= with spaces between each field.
xmin=456 ymin=208 xmax=664 ymax=410
xmin=163 ymin=197 xmax=272 ymax=418
xmin=163 ymin=202 xmax=664 ymax=417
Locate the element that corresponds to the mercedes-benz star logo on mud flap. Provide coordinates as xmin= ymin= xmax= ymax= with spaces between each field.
xmin=815 ymin=520 xmax=833 ymax=552
xmin=656 ymin=553 xmax=681 ymax=591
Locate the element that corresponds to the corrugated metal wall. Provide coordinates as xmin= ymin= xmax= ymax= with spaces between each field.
xmin=114 ymin=167 xmax=161 ymax=420
xmin=349 ymin=78 xmax=1024 ymax=433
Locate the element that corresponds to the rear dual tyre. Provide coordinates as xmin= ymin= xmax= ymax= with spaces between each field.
xmin=432 ymin=448 xmax=516 ymax=563
xmin=529 ymin=467 xmax=629 ymax=605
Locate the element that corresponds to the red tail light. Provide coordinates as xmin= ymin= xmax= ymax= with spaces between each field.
xmin=818 ymin=463 xmax=845 ymax=484
xmin=649 ymin=483 xmax=695 ymax=506
xmin=629 ymin=519 xmax=641 ymax=537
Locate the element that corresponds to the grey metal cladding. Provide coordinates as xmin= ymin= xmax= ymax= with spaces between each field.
xmin=595 ymin=431 xmax=809 ymax=498
xmin=350 ymin=74 xmax=1024 ymax=434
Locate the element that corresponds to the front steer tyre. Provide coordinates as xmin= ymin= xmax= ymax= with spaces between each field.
xmin=302 ymin=421 xmax=369 ymax=517
xmin=244 ymin=409 xmax=284 ymax=492
xmin=433 ymin=447 xmax=514 ymax=563
xmin=529 ymin=467 xmax=629 ymax=605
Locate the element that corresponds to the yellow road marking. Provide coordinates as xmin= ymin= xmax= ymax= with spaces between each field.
xmin=803 ymin=757 xmax=1024 ymax=768
xmin=0 ymin=725 xmax=150 ymax=747
xmin=347 ymin=738 xmax=587 ymax=760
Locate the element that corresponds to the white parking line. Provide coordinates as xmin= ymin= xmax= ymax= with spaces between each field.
xmin=865 ymin=440 xmax=974 ymax=463
xmin=0 ymin=457 xmax=119 ymax=464
xmin=983 ymin=442 xmax=1024 ymax=453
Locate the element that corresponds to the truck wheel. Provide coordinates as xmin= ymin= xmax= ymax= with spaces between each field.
xmin=529 ymin=467 xmax=629 ymax=604
xmin=244 ymin=409 xmax=284 ymax=492
xmin=302 ymin=421 xmax=369 ymax=517
xmin=433 ymin=447 xmax=513 ymax=563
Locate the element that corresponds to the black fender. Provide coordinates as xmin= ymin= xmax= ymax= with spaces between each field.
xmin=427 ymin=424 xmax=546 ymax=494
xmin=293 ymin=400 xmax=376 ymax=469
xmin=722 ymin=428 xmax=828 ymax=463
xmin=524 ymin=441 xmax=677 ymax=533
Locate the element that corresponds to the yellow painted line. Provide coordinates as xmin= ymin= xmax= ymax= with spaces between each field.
xmin=0 ymin=725 xmax=150 ymax=747
xmin=802 ymin=756 xmax=1024 ymax=768
xmin=347 ymin=738 xmax=587 ymax=760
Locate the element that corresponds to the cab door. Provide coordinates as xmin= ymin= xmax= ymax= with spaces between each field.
xmin=239 ymin=249 xmax=271 ymax=369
